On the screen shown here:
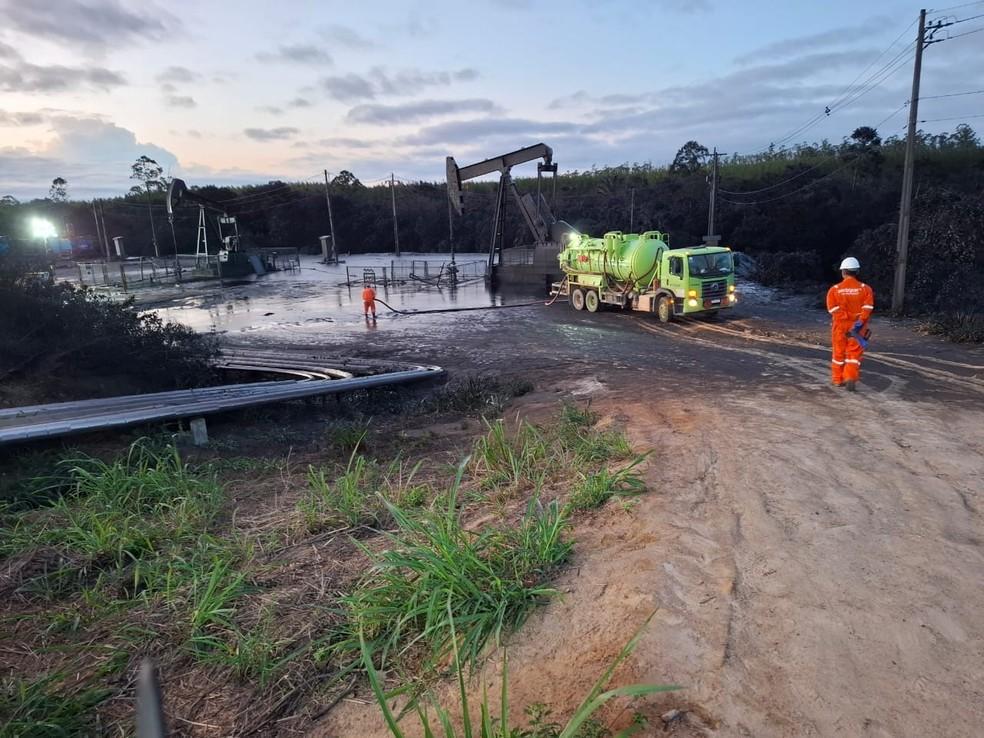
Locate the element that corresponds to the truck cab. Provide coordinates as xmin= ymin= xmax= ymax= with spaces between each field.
xmin=659 ymin=247 xmax=737 ymax=318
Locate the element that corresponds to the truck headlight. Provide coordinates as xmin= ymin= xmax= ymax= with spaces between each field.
xmin=687 ymin=289 xmax=697 ymax=298
xmin=728 ymin=285 xmax=735 ymax=293
xmin=729 ymin=294 xmax=737 ymax=303
xmin=687 ymin=298 xmax=698 ymax=307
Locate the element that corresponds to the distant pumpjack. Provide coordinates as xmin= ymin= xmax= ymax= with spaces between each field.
xmin=446 ymin=143 xmax=571 ymax=272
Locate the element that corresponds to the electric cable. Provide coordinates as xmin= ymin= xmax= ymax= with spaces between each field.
xmin=718 ymin=157 xmax=858 ymax=206
xmin=917 ymin=113 xmax=984 ymax=123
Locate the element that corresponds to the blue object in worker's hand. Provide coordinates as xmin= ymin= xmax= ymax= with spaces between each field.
xmin=848 ymin=321 xmax=870 ymax=349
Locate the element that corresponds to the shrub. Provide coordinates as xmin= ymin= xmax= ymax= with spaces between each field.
xmin=0 ymin=281 xmax=217 ymax=403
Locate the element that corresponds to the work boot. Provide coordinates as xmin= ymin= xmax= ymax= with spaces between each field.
xmin=845 ymin=380 xmax=857 ymax=392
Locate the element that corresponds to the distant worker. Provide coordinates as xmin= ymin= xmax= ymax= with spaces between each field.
xmin=826 ymin=257 xmax=874 ymax=392
xmin=362 ymin=282 xmax=377 ymax=320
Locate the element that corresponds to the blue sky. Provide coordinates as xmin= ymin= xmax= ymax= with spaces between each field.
xmin=1 ymin=0 xmax=982 ymax=199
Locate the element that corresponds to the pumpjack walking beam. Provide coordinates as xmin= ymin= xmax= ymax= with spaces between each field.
xmin=446 ymin=143 xmax=558 ymax=272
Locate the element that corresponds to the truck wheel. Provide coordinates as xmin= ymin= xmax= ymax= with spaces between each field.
xmin=585 ymin=290 xmax=600 ymax=312
xmin=571 ymin=288 xmax=585 ymax=311
xmin=657 ymin=296 xmax=672 ymax=323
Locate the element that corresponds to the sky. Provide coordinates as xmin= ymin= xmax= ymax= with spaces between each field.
xmin=1 ymin=0 xmax=982 ymax=200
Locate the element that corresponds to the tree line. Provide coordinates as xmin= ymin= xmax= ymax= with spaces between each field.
xmin=1 ymin=124 xmax=982 ymax=321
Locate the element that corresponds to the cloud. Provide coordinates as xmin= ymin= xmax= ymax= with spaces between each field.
xmin=315 ymin=137 xmax=377 ymax=149
xmin=165 ymin=95 xmax=196 ymax=108
xmin=346 ymin=98 xmax=499 ymax=124
xmin=0 ymin=116 xmax=183 ymax=198
xmin=257 ymin=44 xmax=333 ymax=65
xmin=734 ymin=18 xmax=891 ymax=65
xmin=244 ymin=127 xmax=300 ymax=141
xmin=156 ymin=65 xmax=198 ymax=84
xmin=319 ymin=66 xmax=478 ymax=101
xmin=320 ymin=24 xmax=375 ymax=49
xmin=287 ymin=97 xmax=312 ymax=108
xmin=371 ymin=67 xmax=479 ymax=95
xmin=381 ymin=13 xmax=439 ymax=38
xmin=0 ymin=109 xmax=44 ymax=126
xmin=400 ymin=117 xmax=579 ymax=146
xmin=0 ymin=0 xmax=176 ymax=50
xmin=0 ymin=60 xmax=126 ymax=92
xmin=0 ymin=40 xmax=19 ymax=59
xmin=320 ymin=73 xmax=377 ymax=101
xmin=257 ymin=105 xmax=283 ymax=115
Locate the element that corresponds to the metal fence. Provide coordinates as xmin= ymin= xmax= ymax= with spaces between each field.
xmin=76 ymin=257 xmax=176 ymax=289
xmin=345 ymin=259 xmax=486 ymax=286
xmin=498 ymin=248 xmax=536 ymax=266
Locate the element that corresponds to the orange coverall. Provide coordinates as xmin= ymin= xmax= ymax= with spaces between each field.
xmin=361 ymin=286 xmax=376 ymax=317
xmin=826 ymin=276 xmax=874 ymax=384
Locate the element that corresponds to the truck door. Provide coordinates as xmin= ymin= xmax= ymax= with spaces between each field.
xmin=665 ymin=255 xmax=686 ymax=302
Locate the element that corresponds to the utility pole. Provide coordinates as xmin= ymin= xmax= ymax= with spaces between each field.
xmin=92 ymin=200 xmax=108 ymax=260
xmin=629 ymin=188 xmax=635 ymax=232
xmin=390 ymin=172 xmax=400 ymax=257
xmin=323 ymin=170 xmax=338 ymax=263
xmin=704 ymin=148 xmax=721 ymax=246
xmin=98 ymin=202 xmax=111 ymax=259
xmin=145 ymin=184 xmax=159 ymax=258
xmin=892 ymin=8 xmax=927 ymax=314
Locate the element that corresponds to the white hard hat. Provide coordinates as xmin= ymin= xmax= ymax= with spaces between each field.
xmin=840 ymin=257 xmax=860 ymax=271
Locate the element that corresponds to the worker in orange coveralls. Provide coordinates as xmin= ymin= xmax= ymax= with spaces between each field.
xmin=826 ymin=257 xmax=874 ymax=392
xmin=361 ymin=282 xmax=377 ymax=321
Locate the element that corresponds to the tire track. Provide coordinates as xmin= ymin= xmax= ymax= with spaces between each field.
xmin=647 ymin=318 xmax=984 ymax=396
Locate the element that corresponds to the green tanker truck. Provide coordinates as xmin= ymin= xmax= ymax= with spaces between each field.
xmin=551 ymin=229 xmax=737 ymax=322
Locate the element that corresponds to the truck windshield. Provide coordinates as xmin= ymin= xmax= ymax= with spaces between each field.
xmin=688 ymin=253 xmax=733 ymax=278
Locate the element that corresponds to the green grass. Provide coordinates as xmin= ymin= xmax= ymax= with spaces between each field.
xmin=472 ymin=420 xmax=553 ymax=491
xmin=0 ymin=673 xmax=111 ymax=738
xmin=0 ymin=441 xmax=223 ymax=596
xmin=324 ymin=421 xmax=371 ymax=454
xmin=300 ymin=448 xmax=385 ymax=530
xmin=567 ymin=457 xmax=649 ymax=512
xmin=556 ymin=404 xmax=632 ymax=465
xmin=341 ymin=463 xmax=572 ymax=672
xmin=361 ymin=605 xmax=678 ymax=738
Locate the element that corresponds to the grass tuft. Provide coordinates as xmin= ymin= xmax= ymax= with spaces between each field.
xmin=567 ymin=456 xmax=649 ymax=512
xmin=0 ymin=673 xmax=111 ymax=738
xmin=472 ymin=419 xmax=553 ymax=491
xmin=342 ymin=463 xmax=572 ymax=672
xmin=360 ymin=607 xmax=678 ymax=738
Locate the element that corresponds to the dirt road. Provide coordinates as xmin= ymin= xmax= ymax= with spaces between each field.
xmin=216 ymin=287 xmax=984 ymax=737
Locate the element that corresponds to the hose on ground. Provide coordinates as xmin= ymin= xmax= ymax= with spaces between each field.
xmin=372 ymin=296 xmax=547 ymax=316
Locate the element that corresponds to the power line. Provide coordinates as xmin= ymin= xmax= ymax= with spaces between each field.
xmin=874 ymin=100 xmax=911 ymax=129
xmin=917 ymin=113 xmax=984 ymax=123
xmin=930 ymin=0 xmax=984 ymax=11
xmin=718 ymin=157 xmax=836 ymax=195
xmin=758 ymin=19 xmax=918 ymax=151
xmin=718 ymin=157 xmax=858 ymax=206
xmin=947 ymin=25 xmax=984 ymax=38
xmin=946 ymin=11 xmax=984 ymax=22
xmin=919 ymin=88 xmax=984 ymax=100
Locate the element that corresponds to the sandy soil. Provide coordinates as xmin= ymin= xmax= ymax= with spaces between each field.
xmin=302 ymin=292 xmax=984 ymax=737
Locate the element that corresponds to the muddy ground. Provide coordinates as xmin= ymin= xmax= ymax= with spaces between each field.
xmin=6 ymin=271 xmax=984 ymax=737
xmin=228 ymin=284 xmax=982 ymax=737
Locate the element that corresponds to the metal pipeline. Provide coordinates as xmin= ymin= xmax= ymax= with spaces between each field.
xmin=0 ymin=365 xmax=443 ymax=445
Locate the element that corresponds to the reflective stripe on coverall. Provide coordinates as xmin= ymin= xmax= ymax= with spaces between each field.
xmin=826 ymin=276 xmax=874 ymax=384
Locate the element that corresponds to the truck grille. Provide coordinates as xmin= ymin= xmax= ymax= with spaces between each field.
xmin=701 ymin=280 xmax=727 ymax=300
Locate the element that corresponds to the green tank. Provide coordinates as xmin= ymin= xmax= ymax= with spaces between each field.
xmin=558 ymin=230 xmax=669 ymax=290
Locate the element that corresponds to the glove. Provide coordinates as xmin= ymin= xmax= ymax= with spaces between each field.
xmin=852 ymin=320 xmax=864 ymax=332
